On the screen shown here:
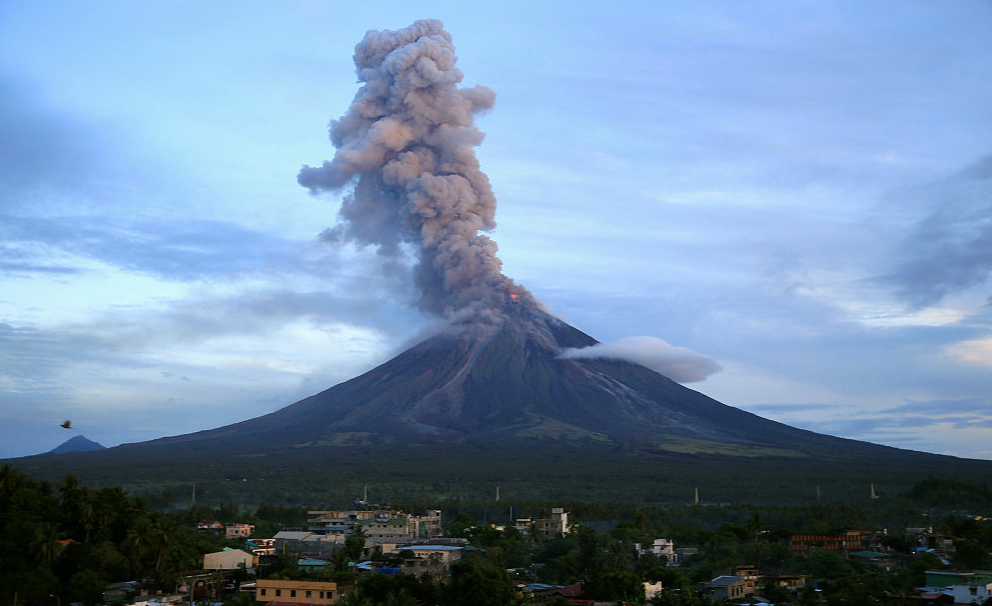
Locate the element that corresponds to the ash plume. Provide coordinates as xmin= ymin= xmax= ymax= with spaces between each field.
xmin=298 ymin=19 xmax=535 ymax=318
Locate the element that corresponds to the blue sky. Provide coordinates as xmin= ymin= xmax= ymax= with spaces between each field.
xmin=2 ymin=1 xmax=991 ymax=460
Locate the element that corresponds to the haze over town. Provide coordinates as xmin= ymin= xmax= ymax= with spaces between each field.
xmin=1 ymin=1 xmax=991 ymax=460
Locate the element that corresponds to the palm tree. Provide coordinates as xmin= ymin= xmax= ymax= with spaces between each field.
xmin=30 ymin=522 xmax=65 ymax=568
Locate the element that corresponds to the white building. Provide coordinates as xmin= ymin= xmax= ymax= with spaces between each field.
xmin=636 ymin=538 xmax=680 ymax=566
xmin=203 ymin=548 xmax=255 ymax=571
xmin=951 ymin=580 xmax=992 ymax=604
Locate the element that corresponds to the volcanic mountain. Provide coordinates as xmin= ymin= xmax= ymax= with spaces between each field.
xmin=12 ymin=304 xmax=992 ymax=505
xmin=103 ymin=305 xmax=874 ymax=457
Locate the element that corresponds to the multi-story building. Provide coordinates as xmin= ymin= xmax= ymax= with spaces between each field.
xmin=226 ymin=523 xmax=255 ymax=539
xmin=788 ymin=530 xmax=869 ymax=557
xmin=636 ymin=539 xmax=679 ymax=566
xmin=306 ymin=509 xmax=442 ymax=543
xmin=513 ymin=507 xmax=571 ymax=539
xmin=255 ymin=579 xmax=347 ymax=605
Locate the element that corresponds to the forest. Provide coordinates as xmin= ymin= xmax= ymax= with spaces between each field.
xmin=5 ymin=463 xmax=992 ymax=606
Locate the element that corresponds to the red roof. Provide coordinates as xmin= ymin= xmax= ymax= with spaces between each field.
xmin=549 ymin=582 xmax=583 ymax=598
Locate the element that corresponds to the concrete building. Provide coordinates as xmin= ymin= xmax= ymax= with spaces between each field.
xmin=705 ymin=576 xmax=752 ymax=600
xmin=513 ymin=507 xmax=571 ymax=539
xmin=255 ymin=579 xmax=347 ymax=605
xmin=306 ymin=509 xmax=442 ymax=544
xmin=203 ymin=548 xmax=255 ymax=571
xmin=225 ymin=523 xmax=255 ymax=539
xmin=636 ymin=539 xmax=679 ymax=566
xmin=950 ymin=580 xmax=992 ymax=604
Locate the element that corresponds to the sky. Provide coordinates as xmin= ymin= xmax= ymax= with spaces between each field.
xmin=2 ymin=1 xmax=991 ymax=461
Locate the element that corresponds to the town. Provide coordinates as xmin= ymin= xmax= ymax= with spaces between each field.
xmin=6 ymin=467 xmax=992 ymax=606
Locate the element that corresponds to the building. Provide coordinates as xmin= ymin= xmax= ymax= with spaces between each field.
xmin=636 ymin=539 xmax=679 ymax=566
xmin=197 ymin=520 xmax=225 ymax=533
xmin=950 ymin=580 xmax=992 ymax=604
xmin=255 ymin=579 xmax=347 ymax=605
xmin=389 ymin=544 xmax=464 ymax=566
xmin=788 ymin=530 xmax=870 ymax=557
xmin=705 ymin=576 xmax=753 ymax=600
xmin=247 ymin=538 xmax=276 ymax=557
xmin=513 ymin=507 xmax=571 ymax=539
xmin=226 ymin=523 xmax=255 ymax=539
xmin=203 ymin=548 xmax=255 ymax=571
xmin=273 ymin=531 xmax=348 ymax=559
xmin=644 ymin=581 xmax=664 ymax=600
xmin=306 ymin=509 xmax=442 ymax=544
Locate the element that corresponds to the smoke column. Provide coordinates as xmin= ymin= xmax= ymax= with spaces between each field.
xmin=298 ymin=19 xmax=535 ymax=318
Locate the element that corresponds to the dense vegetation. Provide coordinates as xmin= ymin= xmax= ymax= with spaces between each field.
xmin=0 ymin=465 xmax=290 ymax=606
xmin=17 ymin=437 xmax=992 ymax=513
xmin=7 ymin=462 xmax=992 ymax=606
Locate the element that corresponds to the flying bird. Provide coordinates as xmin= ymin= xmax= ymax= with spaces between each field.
xmin=60 ymin=420 xmax=72 ymax=429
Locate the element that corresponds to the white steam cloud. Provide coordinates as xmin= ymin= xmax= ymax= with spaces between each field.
xmin=559 ymin=336 xmax=722 ymax=383
xmin=298 ymin=19 xmax=534 ymax=317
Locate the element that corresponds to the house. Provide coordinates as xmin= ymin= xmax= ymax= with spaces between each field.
xmin=705 ymin=576 xmax=753 ymax=600
xmin=925 ymin=571 xmax=992 ymax=592
xmin=704 ymin=566 xmax=759 ymax=600
xmin=644 ymin=581 xmax=664 ymax=600
xmin=761 ymin=571 xmax=808 ymax=592
xmin=636 ymin=539 xmax=679 ymax=566
xmin=247 ymin=538 xmax=276 ymax=557
xmin=255 ymin=579 xmax=349 ymax=605
xmin=203 ymin=548 xmax=255 ymax=571
xmin=197 ymin=520 xmax=225 ymax=533
xmin=226 ymin=523 xmax=255 ymax=539
xmin=950 ymin=579 xmax=992 ymax=604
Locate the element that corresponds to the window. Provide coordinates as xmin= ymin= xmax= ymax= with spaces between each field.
xmin=260 ymin=589 xmax=266 ymax=596
xmin=290 ymin=590 xmax=297 ymax=597
xmin=306 ymin=591 xmax=312 ymax=598
xmin=319 ymin=592 xmax=324 ymax=599
xmin=275 ymin=590 xmax=281 ymax=597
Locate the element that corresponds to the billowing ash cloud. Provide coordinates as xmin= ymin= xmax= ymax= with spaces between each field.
xmin=298 ymin=19 xmax=534 ymax=317
xmin=559 ymin=336 xmax=722 ymax=383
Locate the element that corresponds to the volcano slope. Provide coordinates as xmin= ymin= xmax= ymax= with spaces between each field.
xmin=9 ymin=306 xmax=992 ymax=505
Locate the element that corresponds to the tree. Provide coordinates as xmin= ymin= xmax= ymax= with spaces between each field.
xmin=445 ymin=554 xmax=515 ymax=606
xmin=588 ymin=570 xmax=645 ymax=603
xmin=345 ymin=525 xmax=367 ymax=561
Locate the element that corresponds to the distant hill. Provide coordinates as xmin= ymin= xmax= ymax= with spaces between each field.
xmin=9 ymin=306 xmax=992 ymax=505
xmin=49 ymin=435 xmax=105 ymax=455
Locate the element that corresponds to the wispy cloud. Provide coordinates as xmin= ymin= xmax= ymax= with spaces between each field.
xmin=876 ymin=155 xmax=992 ymax=308
xmin=559 ymin=336 xmax=722 ymax=383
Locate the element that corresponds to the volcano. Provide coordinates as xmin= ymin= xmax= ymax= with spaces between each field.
xmin=108 ymin=306 xmax=869 ymax=457
xmin=11 ymin=305 xmax=992 ymax=504
xmin=11 ymin=20 xmax=992 ymax=504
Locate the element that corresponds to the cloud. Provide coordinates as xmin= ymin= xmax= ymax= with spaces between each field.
xmin=558 ymin=336 xmax=722 ymax=382
xmin=877 ymin=155 xmax=992 ymax=308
